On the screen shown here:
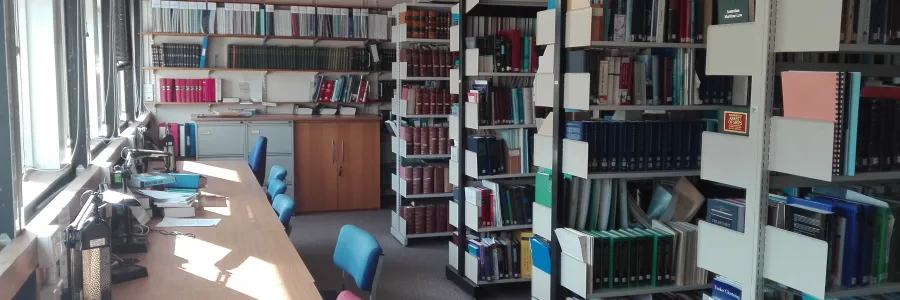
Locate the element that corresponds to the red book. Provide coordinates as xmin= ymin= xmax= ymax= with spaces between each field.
xmin=189 ymin=79 xmax=195 ymax=102
xmin=400 ymin=166 xmax=413 ymax=194
xmin=425 ymin=204 xmax=436 ymax=233
xmin=427 ymin=88 xmax=435 ymax=115
xmin=436 ymin=204 xmax=448 ymax=232
xmin=433 ymin=165 xmax=444 ymax=193
xmin=194 ymin=79 xmax=201 ymax=102
xmin=423 ymin=166 xmax=434 ymax=194
xmin=292 ymin=10 xmax=299 ymax=36
xmin=429 ymin=127 xmax=439 ymax=154
xmin=619 ymin=59 xmax=629 ymax=105
xmin=439 ymin=127 xmax=448 ymax=154
xmin=323 ymin=81 xmax=335 ymax=102
xmin=411 ymin=127 xmax=420 ymax=155
xmin=168 ymin=123 xmax=180 ymax=157
xmin=412 ymin=167 xmax=423 ymax=194
xmin=861 ymin=86 xmax=900 ymax=99
xmin=419 ymin=127 xmax=430 ymax=154
xmin=176 ymin=79 xmax=184 ymax=102
xmin=499 ymin=30 xmax=522 ymax=72
xmin=358 ymin=81 xmax=368 ymax=102
xmin=159 ymin=78 xmax=167 ymax=102
xmin=681 ymin=0 xmax=689 ymax=43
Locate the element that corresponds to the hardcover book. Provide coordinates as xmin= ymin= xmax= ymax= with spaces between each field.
xmin=717 ymin=0 xmax=751 ymax=24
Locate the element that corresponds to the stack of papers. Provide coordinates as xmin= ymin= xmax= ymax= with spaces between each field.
xmin=156 ymin=217 xmax=221 ymax=228
xmin=136 ymin=189 xmax=198 ymax=207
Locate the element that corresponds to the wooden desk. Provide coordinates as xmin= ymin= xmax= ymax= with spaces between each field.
xmin=113 ymin=161 xmax=321 ymax=300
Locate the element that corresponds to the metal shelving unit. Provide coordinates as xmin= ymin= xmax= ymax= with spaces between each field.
xmin=445 ymin=0 xmax=545 ymax=298
xmin=389 ymin=2 xmax=456 ymax=247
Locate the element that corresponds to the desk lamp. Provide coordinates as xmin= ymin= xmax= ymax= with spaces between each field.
xmin=64 ymin=191 xmax=112 ymax=300
xmin=99 ymin=186 xmax=148 ymax=254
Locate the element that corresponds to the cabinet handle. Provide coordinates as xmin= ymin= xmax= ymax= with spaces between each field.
xmin=341 ymin=140 xmax=345 ymax=164
xmin=331 ymin=139 xmax=335 ymax=164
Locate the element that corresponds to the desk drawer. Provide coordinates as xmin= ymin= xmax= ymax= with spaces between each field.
xmin=197 ymin=124 xmax=246 ymax=157
xmin=247 ymin=123 xmax=293 ymax=154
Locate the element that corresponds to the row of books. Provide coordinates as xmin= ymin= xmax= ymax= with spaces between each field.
xmin=466 ymin=129 xmax=535 ymax=176
xmin=157 ymin=78 xmax=222 ymax=103
xmin=464 ymin=182 xmax=535 ymax=228
xmin=781 ymin=72 xmax=900 ymax=176
xmin=376 ymin=81 xmax=396 ymax=103
xmin=774 ymin=52 xmax=900 ymax=65
xmin=465 ymin=231 xmax=535 ymax=281
xmin=468 ymin=81 xmax=536 ymax=126
xmin=398 ymin=9 xmax=452 ymax=39
xmin=399 ymin=204 xmax=451 ymax=234
xmin=573 ymin=49 xmax=736 ymax=106
xmin=400 ymin=46 xmax=455 ymax=78
xmin=398 ymin=164 xmax=453 ymax=195
xmin=464 ymin=16 xmax=536 ymax=40
xmin=706 ymin=198 xmax=746 ymax=233
xmin=157 ymin=123 xmax=197 ymax=158
xmin=375 ymin=49 xmax=396 ymax=72
xmin=400 ymin=87 xmax=454 ymax=115
xmin=151 ymin=43 xmax=206 ymax=68
xmin=150 ymin=1 xmax=392 ymax=40
xmin=226 ymin=46 xmax=374 ymax=71
xmin=556 ymin=221 xmax=708 ymax=291
xmin=466 ymin=34 xmax=538 ymax=74
xmin=399 ymin=125 xmax=451 ymax=155
xmin=770 ymin=187 xmax=900 ymax=287
xmin=838 ymin=0 xmax=900 ymax=45
xmin=310 ymin=75 xmax=370 ymax=103
xmin=565 ymin=120 xmax=708 ymax=172
xmin=581 ymin=0 xmax=710 ymax=43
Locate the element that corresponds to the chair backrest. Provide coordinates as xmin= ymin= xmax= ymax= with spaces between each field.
xmin=268 ymin=165 xmax=288 ymax=185
xmin=271 ymin=194 xmax=294 ymax=229
xmin=248 ymin=136 xmax=268 ymax=185
xmin=266 ymin=179 xmax=287 ymax=204
xmin=333 ymin=225 xmax=383 ymax=293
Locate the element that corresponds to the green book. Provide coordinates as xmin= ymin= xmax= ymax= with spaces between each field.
xmin=535 ymin=169 xmax=552 ymax=208
xmin=717 ymin=0 xmax=751 ymax=24
xmin=607 ymin=230 xmax=631 ymax=288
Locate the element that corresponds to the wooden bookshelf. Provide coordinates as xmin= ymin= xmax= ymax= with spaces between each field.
xmin=143 ymin=67 xmax=377 ymax=74
xmin=159 ymin=0 xmax=384 ymax=10
xmin=141 ymin=32 xmax=388 ymax=43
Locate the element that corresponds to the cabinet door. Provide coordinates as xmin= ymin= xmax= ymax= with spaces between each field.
xmin=295 ymin=122 xmax=340 ymax=213
xmin=336 ymin=121 xmax=381 ymax=211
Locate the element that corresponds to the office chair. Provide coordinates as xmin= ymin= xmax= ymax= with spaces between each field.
xmin=272 ymin=194 xmax=295 ymax=234
xmin=266 ymin=179 xmax=287 ymax=204
xmin=268 ymin=165 xmax=288 ymax=185
xmin=248 ymin=136 xmax=268 ymax=185
xmin=331 ymin=225 xmax=383 ymax=300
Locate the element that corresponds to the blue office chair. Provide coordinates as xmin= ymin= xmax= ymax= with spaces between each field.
xmin=331 ymin=225 xmax=383 ymax=300
xmin=248 ymin=136 xmax=268 ymax=185
xmin=266 ymin=179 xmax=287 ymax=204
xmin=272 ymin=194 xmax=295 ymax=234
xmin=268 ymin=165 xmax=288 ymax=185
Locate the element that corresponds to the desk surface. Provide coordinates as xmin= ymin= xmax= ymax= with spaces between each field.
xmin=113 ymin=161 xmax=321 ymax=300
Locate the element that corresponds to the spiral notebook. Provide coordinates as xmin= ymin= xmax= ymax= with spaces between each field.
xmin=781 ymin=71 xmax=861 ymax=176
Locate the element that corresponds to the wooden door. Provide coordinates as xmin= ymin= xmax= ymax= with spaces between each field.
xmin=294 ymin=122 xmax=340 ymax=212
xmin=336 ymin=121 xmax=381 ymax=210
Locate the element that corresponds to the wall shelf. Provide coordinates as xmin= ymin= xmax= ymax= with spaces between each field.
xmin=144 ymin=67 xmax=374 ymax=74
xmin=141 ymin=32 xmax=386 ymax=43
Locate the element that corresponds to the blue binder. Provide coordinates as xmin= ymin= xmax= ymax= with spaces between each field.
xmin=530 ymin=237 xmax=551 ymax=274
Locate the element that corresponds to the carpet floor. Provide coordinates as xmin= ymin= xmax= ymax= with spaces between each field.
xmin=290 ymin=209 xmax=532 ymax=300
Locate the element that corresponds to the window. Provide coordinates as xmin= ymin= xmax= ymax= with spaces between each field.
xmin=84 ymin=0 xmax=105 ymax=139
xmin=14 ymin=0 xmax=73 ymax=215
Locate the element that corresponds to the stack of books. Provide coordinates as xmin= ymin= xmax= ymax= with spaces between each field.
xmin=565 ymin=119 xmax=708 ymax=172
xmin=573 ymin=49 xmax=737 ymax=106
xmin=310 ymin=75 xmax=370 ymax=102
xmin=157 ymin=78 xmax=222 ymax=103
xmin=136 ymin=189 xmax=200 ymax=218
xmin=400 ymin=86 xmax=454 ymax=115
xmin=150 ymin=1 xmax=392 ymax=40
xmin=398 ymin=9 xmax=452 ymax=39
xmin=467 ymin=129 xmax=534 ymax=176
xmin=556 ymin=220 xmax=708 ymax=291
xmin=400 ymin=46 xmax=454 ymax=77
xmin=399 ymin=164 xmax=453 ymax=195
xmin=151 ymin=43 xmax=203 ymax=68
xmin=780 ymin=71 xmax=900 ymax=176
xmin=467 ymin=80 xmax=535 ymax=126
xmin=400 ymin=204 xmax=451 ymax=234
xmin=836 ymin=0 xmax=900 ymax=45
xmin=225 ymin=46 xmax=373 ymax=71
xmin=465 ymin=231 xmax=535 ymax=281
xmin=768 ymin=187 xmax=900 ymax=288
xmin=576 ymin=0 xmax=711 ymax=43
xmin=465 ymin=182 xmax=535 ymax=228
xmin=399 ymin=125 xmax=451 ymax=155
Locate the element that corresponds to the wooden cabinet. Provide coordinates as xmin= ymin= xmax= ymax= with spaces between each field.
xmin=294 ymin=120 xmax=381 ymax=213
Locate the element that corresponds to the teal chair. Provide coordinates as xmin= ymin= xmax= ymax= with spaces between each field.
xmin=272 ymin=194 xmax=295 ymax=234
xmin=266 ymin=179 xmax=287 ymax=204
xmin=268 ymin=165 xmax=288 ymax=186
xmin=331 ymin=225 xmax=383 ymax=300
